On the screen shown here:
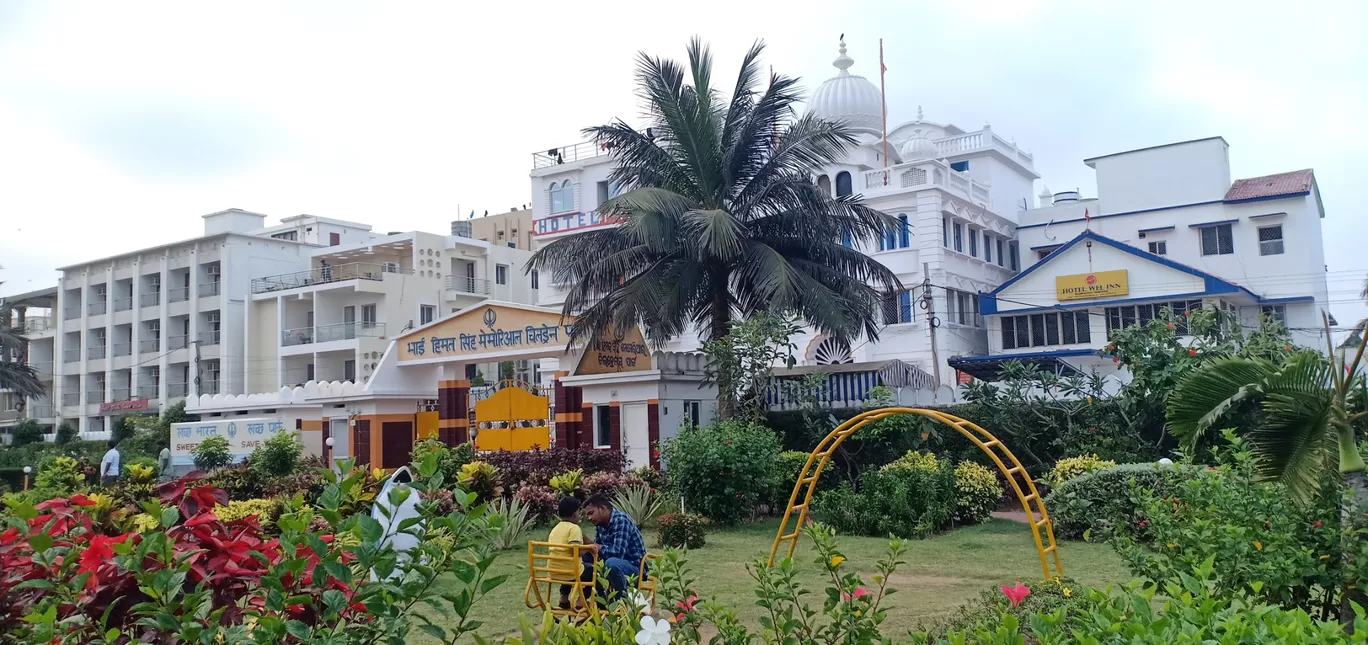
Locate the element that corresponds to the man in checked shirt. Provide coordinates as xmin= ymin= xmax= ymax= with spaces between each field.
xmin=582 ymin=494 xmax=647 ymax=599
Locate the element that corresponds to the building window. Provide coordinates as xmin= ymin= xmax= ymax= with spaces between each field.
xmin=683 ymin=400 xmax=701 ymax=428
xmin=344 ymin=360 xmax=356 ymax=381
xmin=950 ymin=160 xmax=969 ymax=172
xmin=1036 ymin=245 xmax=1060 ymax=260
xmin=898 ymin=214 xmax=910 ymax=248
xmin=817 ymin=175 xmax=832 ymax=196
xmin=549 ymin=180 xmax=575 ymax=213
xmin=969 ymin=229 xmax=979 ymax=257
xmin=1105 ymin=299 xmax=1203 ymax=338
xmin=507 ymin=242 xmax=516 ymax=248
xmin=329 ymin=232 xmax=341 ymax=246
xmin=420 ymin=305 xmax=436 ymax=325
xmin=835 ymin=172 xmax=852 ymax=198
xmin=530 ymin=270 xmax=540 ymax=290
xmin=1261 ymin=304 xmax=1288 ymax=325
xmin=882 ymin=291 xmax=913 ymax=325
xmin=1009 ymin=242 xmax=1019 ymax=271
xmin=984 ymin=235 xmax=992 ymax=263
xmin=953 ymin=222 xmax=963 ymax=252
xmin=594 ymin=405 xmax=612 ymax=448
xmin=996 ymin=239 xmax=1005 ymax=267
xmin=1000 ymin=311 xmax=1091 ymax=350
xmin=1148 ymin=240 xmax=1167 ymax=256
xmin=942 ymin=217 xmax=949 ymax=248
xmin=465 ymin=363 xmax=477 ymax=379
xmin=271 ymin=231 xmax=298 ymax=241
xmin=945 ymin=289 xmax=981 ymax=327
xmin=362 ymin=304 xmax=378 ymax=328
xmin=880 ymin=215 xmax=911 ymax=251
xmin=1199 ymin=223 xmax=1234 ymax=256
xmin=1258 ymin=225 xmax=1284 ymax=256
xmin=495 ymin=264 xmax=508 ymax=285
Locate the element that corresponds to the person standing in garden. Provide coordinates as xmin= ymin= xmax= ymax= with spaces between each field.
xmin=100 ymin=439 xmax=121 ymax=487
xmin=583 ymin=495 xmax=646 ymax=599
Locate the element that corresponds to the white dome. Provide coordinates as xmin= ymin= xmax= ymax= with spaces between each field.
xmin=807 ymin=39 xmax=883 ymax=133
xmin=899 ymin=127 xmax=938 ymax=161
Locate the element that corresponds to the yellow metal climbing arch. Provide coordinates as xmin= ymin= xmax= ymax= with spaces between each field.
xmin=768 ymin=407 xmax=1064 ymax=580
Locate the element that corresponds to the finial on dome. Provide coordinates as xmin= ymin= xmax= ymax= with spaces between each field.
xmin=833 ymin=35 xmax=854 ymax=75
xmin=916 ymin=105 xmax=924 ymax=121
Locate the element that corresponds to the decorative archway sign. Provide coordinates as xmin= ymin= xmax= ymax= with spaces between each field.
xmin=769 ymin=407 xmax=1064 ymax=580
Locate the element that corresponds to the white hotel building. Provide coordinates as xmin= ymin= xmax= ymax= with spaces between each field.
xmin=530 ymin=39 xmax=1037 ymax=405
xmin=954 ymin=136 xmax=1330 ymax=380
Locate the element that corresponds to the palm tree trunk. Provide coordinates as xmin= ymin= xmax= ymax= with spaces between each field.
xmin=1339 ymin=417 xmax=1368 ymax=624
xmin=711 ymin=280 xmax=733 ymax=421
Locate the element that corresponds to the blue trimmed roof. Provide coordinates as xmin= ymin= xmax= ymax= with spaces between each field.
xmin=981 ymin=230 xmax=1271 ymax=315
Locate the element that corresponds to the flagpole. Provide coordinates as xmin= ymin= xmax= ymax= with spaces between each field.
xmin=879 ymin=38 xmax=888 ymax=173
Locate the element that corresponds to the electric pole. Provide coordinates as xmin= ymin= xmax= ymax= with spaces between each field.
xmin=921 ymin=262 xmax=942 ymax=392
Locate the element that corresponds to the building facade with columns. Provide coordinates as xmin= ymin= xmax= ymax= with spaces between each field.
xmin=528 ymin=38 xmax=1037 ymax=404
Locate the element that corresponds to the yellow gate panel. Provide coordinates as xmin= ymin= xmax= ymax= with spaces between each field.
xmin=416 ymin=411 xmax=439 ymax=441
xmin=509 ymin=427 xmax=550 ymax=451
xmin=476 ymin=428 xmax=512 ymax=451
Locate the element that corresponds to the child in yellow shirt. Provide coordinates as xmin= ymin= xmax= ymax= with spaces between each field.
xmin=547 ymin=496 xmax=590 ymax=609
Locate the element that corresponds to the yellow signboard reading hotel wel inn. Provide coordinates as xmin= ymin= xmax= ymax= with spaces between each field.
xmin=1055 ymin=270 xmax=1129 ymax=301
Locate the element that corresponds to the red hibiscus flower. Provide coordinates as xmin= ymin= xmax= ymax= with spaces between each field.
xmin=999 ymin=582 xmax=1030 ymax=607
xmin=78 ymin=533 xmax=129 ymax=589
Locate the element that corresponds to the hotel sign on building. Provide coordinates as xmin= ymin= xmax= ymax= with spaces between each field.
xmin=1055 ymin=270 xmax=1129 ymax=301
xmin=533 ymin=211 xmax=622 ymax=236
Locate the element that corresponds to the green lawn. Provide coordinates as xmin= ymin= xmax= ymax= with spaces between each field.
xmin=417 ymin=519 xmax=1130 ymax=642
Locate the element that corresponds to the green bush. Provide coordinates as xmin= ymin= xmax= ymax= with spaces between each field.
xmin=191 ymin=435 xmax=233 ymax=472
xmin=54 ymin=423 xmax=77 ymax=444
xmin=207 ymin=464 xmax=266 ymax=500
xmin=458 ymin=460 xmax=502 ymax=503
xmin=812 ymin=450 xmax=956 ymax=539
xmin=953 ymin=460 xmax=1000 ymax=524
xmin=411 ymin=439 xmax=474 ymax=485
xmin=249 ymin=430 xmax=303 ymax=479
xmin=33 ymin=455 xmax=86 ymax=497
xmin=10 ymin=419 xmax=44 ymax=446
xmin=1046 ymin=453 xmax=1116 ymax=486
xmin=661 ymin=419 xmax=781 ymax=525
xmin=1043 ymin=462 xmax=1205 ymax=540
xmin=657 ymin=511 xmax=706 ymax=549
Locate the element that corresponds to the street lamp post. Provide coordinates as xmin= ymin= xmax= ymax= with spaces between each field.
xmin=22 ymin=465 xmax=31 ymax=491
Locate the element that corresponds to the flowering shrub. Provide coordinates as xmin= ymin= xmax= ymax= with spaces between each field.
xmin=813 ymin=450 xmax=956 ymax=538
xmin=248 ymin=429 xmax=304 ymax=479
xmin=657 ymin=511 xmax=706 ymax=549
xmin=1043 ymin=462 xmax=1204 ymax=540
xmin=192 ymin=434 xmax=233 ymax=471
xmin=32 ymin=455 xmax=87 ymax=498
xmin=661 ymin=420 xmax=781 ymax=525
xmin=1047 ymin=453 xmax=1117 ymax=486
xmin=954 ymin=460 xmax=1001 ymax=524
xmin=460 ymin=460 xmax=502 ymax=503
xmin=629 ymin=465 xmax=666 ymax=491
xmin=481 ymin=447 xmax=625 ymax=490
xmin=213 ymin=497 xmax=283 ymax=528
xmin=583 ymin=471 xmax=624 ymax=497
xmin=513 ymin=485 xmax=558 ymax=524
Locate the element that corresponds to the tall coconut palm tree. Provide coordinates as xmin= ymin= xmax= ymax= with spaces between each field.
xmin=527 ymin=39 xmax=902 ymax=418
xmin=0 ymin=300 xmax=44 ymax=401
xmin=1167 ymin=312 xmax=1368 ymax=620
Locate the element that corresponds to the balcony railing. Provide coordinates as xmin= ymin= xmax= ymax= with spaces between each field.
xmin=112 ymin=343 xmax=132 ymax=357
xmin=251 ymin=263 xmax=401 ymax=294
xmin=87 ymin=390 xmax=106 ymax=404
xmin=140 ymin=292 xmax=161 ymax=307
xmin=62 ymin=348 xmax=81 ymax=363
xmin=88 ymin=301 xmax=107 ymax=315
xmin=198 ymin=330 xmax=221 ymax=346
xmin=445 ymin=275 xmax=491 ymax=295
xmin=29 ymin=405 xmax=54 ymax=418
xmin=140 ymin=338 xmax=160 ymax=353
xmin=282 ymin=322 xmax=386 ymax=346
xmin=167 ymin=335 xmax=188 ymax=350
xmin=88 ymin=346 xmax=106 ymax=360
xmin=168 ymin=383 xmax=189 ymax=398
xmin=201 ymin=381 xmax=220 ymax=395
xmin=61 ymin=393 xmax=79 ymax=406
xmin=199 ymin=281 xmax=221 ymax=297
xmin=114 ymin=297 xmax=133 ymax=312
xmin=138 ymin=385 xmax=159 ymax=400
xmin=22 ymin=317 xmax=54 ymax=334
xmin=63 ymin=306 xmax=81 ymax=320
xmin=29 ymin=362 xmax=53 ymax=380
xmin=168 ymin=287 xmax=189 ymax=302
xmin=111 ymin=388 xmax=131 ymax=402
xmin=532 ymin=140 xmax=610 ymax=169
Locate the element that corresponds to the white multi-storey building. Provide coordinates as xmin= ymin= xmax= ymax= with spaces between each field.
xmin=956 ymin=136 xmax=1330 ymax=380
xmin=0 ymin=287 xmax=59 ymax=439
xmin=243 ymin=227 xmax=537 ymax=392
xmin=529 ymin=38 xmax=1037 ymax=403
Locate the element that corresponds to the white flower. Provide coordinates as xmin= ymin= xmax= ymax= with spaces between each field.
xmin=635 ymin=614 xmax=671 ymax=645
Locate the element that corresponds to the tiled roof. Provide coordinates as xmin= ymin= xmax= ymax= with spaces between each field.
xmin=1224 ymin=169 xmax=1314 ymax=202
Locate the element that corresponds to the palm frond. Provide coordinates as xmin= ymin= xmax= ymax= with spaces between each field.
xmin=1166 ymin=357 xmax=1277 ymax=451
xmin=1251 ymin=353 xmax=1338 ymax=503
xmin=0 ymin=361 xmax=44 ymax=400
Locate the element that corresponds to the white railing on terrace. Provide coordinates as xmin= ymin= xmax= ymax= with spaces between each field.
xmin=88 ymin=345 xmax=106 ymax=360
xmin=532 ymin=140 xmax=611 ymax=169
xmin=61 ymin=393 xmax=79 ymax=406
xmin=281 ymin=321 xmax=386 ymax=346
xmin=140 ymin=338 xmax=160 ymax=353
xmin=168 ymin=382 xmax=188 ymax=398
xmin=63 ymin=305 xmax=81 ymax=320
xmin=114 ymin=297 xmax=133 ymax=312
xmin=112 ymin=343 xmax=132 ymax=357
xmin=138 ymin=385 xmax=158 ymax=400
xmin=111 ymin=388 xmax=131 ymax=401
xmin=87 ymin=301 xmax=106 ymax=315
xmin=934 ymin=129 xmax=1034 ymax=167
xmin=199 ymin=282 xmax=221 ymax=297
xmin=140 ymin=292 xmax=161 ymax=307
xmin=861 ymin=160 xmax=992 ymax=204
xmin=29 ymin=405 xmax=54 ymax=418
xmin=87 ymin=390 xmax=106 ymax=404
xmin=252 ymin=263 xmax=405 ymax=294
xmin=22 ymin=317 xmax=54 ymax=334
xmin=62 ymin=348 xmax=80 ymax=363
xmin=445 ymin=275 xmax=491 ymax=295
xmin=169 ymin=287 xmax=189 ymax=302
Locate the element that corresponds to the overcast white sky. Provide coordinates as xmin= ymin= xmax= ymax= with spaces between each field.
xmin=1 ymin=1 xmax=1365 ymax=322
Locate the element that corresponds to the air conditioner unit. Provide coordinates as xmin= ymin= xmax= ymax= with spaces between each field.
xmin=381 ymin=262 xmax=400 ymax=273
xmin=206 ymin=312 xmax=220 ymax=324
xmin=207 ymin=265 xmax=221 ymax=276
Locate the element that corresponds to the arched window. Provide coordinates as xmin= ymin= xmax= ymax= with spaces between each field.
xmin=835 ymin=172 xmax=852 ymax=198
xmin=549 ymin=180 xmax=574 ymax=213
xmin=817 ymin=174 xmax=832 ymax=197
